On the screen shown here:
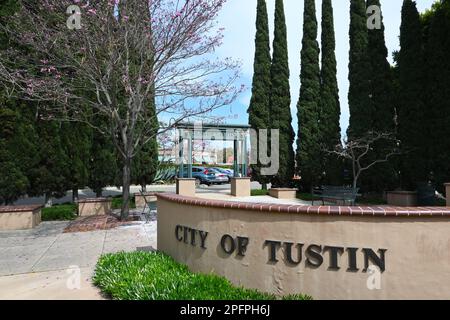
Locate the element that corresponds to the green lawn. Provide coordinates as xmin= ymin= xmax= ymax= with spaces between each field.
xmin=93 ymin=251 xmax=312 ymax=300
xmin=42 ymin=204 xmax=77 ymax=221
xmin=251 ymin=189 xmax=269 ymax=196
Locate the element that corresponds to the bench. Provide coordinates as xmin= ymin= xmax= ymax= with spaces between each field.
xmin=312 ymin=186 xmax=360 ymax=206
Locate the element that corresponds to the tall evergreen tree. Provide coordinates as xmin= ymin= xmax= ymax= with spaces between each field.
xmin=61 ymin=122 xmax=91 ymax=201
xmin=366 ymin=0 xmax=397 ymax=191
xmin=0 ymin=0 xmax=37 ymax=205
xmin=397 ymin=0 xmax=427 ymax=189
xmin=320 ymin=0 xmax=342 ymax=184
xmin=0 ymin=103 xmax=38 ymax=204
xmin=297 ymin=0 xmax=321 ymax=190
xmin=269 ymin=0 xmax=295 ymax=188
xmin=28 ymin=118 xmax=70 ymax=206
xmin=424 ymin=0 xmax=450 ymax=192
xmin=132 ymin=94 xmax=159 ymax=192
xmin=366 ymin=0 xmax=396 ymax=133
xmin=88 ymin=116 xmax=118 ymax=197
xmin=248 ymin=0 xmax=272 ymax=190
xmin=347 ymin=0 xmax=372 ymax=138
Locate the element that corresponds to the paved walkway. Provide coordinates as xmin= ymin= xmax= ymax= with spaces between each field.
xmin=0 ymin=220 xmax=157 ymax=300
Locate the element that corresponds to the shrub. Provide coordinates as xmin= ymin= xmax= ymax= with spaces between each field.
xmin=111 ymin=196 xmax=136 ymax=210
xmin=93 ymin=251 xmax=312 ymax=300
xmin=42 ymin=204 xmax=77 ymax=221
xmin=251 ymin=189 xmax=269 ymax=196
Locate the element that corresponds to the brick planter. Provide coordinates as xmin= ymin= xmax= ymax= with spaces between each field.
xmin=386 ymin=191 xmax=418 ymax=207
xmin=157 ymin=192 xmax=450 ymax=300
xmin=231 ymin=177 xmax=251 ymax=197
xmin=77 ymin=198 xmax=112 ymax=217
xmin=0 ymin=205 xmax=43 ymax=230
xmin=134 ymin=192 xmax=158 ymax=208
xmin=269 ymin=188 xmax=298 ymax=199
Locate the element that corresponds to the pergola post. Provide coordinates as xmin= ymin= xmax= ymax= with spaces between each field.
xmin=178 ymin=136 xmax=184 ymax=178
xmin=187 ymin=136 xmax=193 ymax=178
xmin=233 ymin=139 xmax=239 ymax=177
xmin=242 ymin=138 xmax=248 ymax=177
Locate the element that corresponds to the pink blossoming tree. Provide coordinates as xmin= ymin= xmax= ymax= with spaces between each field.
xmin=0 ymin=0 xmax=242 ymax=218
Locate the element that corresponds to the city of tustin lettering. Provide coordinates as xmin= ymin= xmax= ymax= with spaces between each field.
xmin=175 ymin=225 xmax=387 ymax=272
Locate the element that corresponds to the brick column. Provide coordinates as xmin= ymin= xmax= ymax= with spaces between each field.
xmin=176 ymin=178 xmax=196 ymax=197
xmin=231 ymin=177 xmax=251 ymax=197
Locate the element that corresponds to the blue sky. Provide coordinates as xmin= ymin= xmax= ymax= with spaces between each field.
xmin=213 ymin=0 xmax=435 ymax=136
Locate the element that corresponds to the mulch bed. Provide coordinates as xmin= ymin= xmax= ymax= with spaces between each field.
xmin=63 ymin=214 xmax=141 ymax=233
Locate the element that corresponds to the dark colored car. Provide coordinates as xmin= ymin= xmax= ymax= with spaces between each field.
xmin=183 ymin=166 xmax=229 ymax=186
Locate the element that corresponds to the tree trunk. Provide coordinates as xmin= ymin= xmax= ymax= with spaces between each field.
xmin=352 ymin=161 xmax=358 ymax=190
xmin=353 ymin=172 xmax=360 ymax=190
xmin=141 ymin=183 xmax=147 ymax=193
xmin=44 ymin=193 xmax=52 ymax=208
xmin=262 ymin=183 xmax=267 ymax=191
xmin=121 ymin=157 xmax=131 ymax=220
xmin=96 ymin=190 xmax=103 ymax=198
xmin=72 ymin=187 xmax=79 ymax=203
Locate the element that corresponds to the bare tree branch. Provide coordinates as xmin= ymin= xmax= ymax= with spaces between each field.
xmin=326 ymin=131 xmax=402 ymax=189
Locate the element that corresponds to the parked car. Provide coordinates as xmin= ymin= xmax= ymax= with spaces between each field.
xmin=204 ymin=168 xmax=230 ymax=185
xmin=212 ymin=168 xmax=234 ymax=182
xmin=182 ymin=166 xmax=229 ymax=186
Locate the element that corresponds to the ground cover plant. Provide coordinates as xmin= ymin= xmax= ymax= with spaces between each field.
xmin=93 ymin=251 xmax=312 ymax=300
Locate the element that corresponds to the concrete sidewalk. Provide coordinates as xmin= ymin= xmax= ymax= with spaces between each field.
xmin=0 ymin=221 xmax=157 ymax=299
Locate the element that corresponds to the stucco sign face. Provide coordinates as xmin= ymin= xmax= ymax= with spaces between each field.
xmin=175 ymin=225 xmax=387 ymax=273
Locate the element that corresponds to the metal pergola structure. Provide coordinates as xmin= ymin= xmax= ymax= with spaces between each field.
xmin=175 ymin=123 xmax=251 ymax=179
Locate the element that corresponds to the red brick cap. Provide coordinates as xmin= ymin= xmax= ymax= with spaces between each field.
xmin=0 ymin=205 xmax=43 ymax=213
xmin=157 ymin=193 xmax=450 ymax=218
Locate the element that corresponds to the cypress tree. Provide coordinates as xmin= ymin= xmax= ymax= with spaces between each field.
xmin=366 ymin=0 xmax=398 ymax=191
xmin=397 ymin=0 xmax=427 ymax=189
xmin=61 ymin=122 xmax=91 ymax=202
xmin=88 ymin=116 xmax=118 ymax=197
xmin=248 ymin=0 xmax=272 ymax=190
xmin=424 ymin=0 xmax=450 ymax=191
xmin=347 ymin=0 xmax=372 ymax=138
xmin=366 ymin=0 xmax=395 ymax=133
xmin=0 ymin=0 xmax=38 ymax=205
xmin=297 ymin=0 xmax=321 ymax=190
xmin=132 ymin=95 xmax=159 ymax=192
xmin=28 ymin=118 xmax=71 ymax=206
xmin=0 ymin=104 xmax=34 ymax=205
xmin=269 ymin=0 xmax=295 ymax=188
xmin=0 ymin=0 xmax=18 ymax=45
xmin=320 ymin=0 xmax=342 ymax=184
